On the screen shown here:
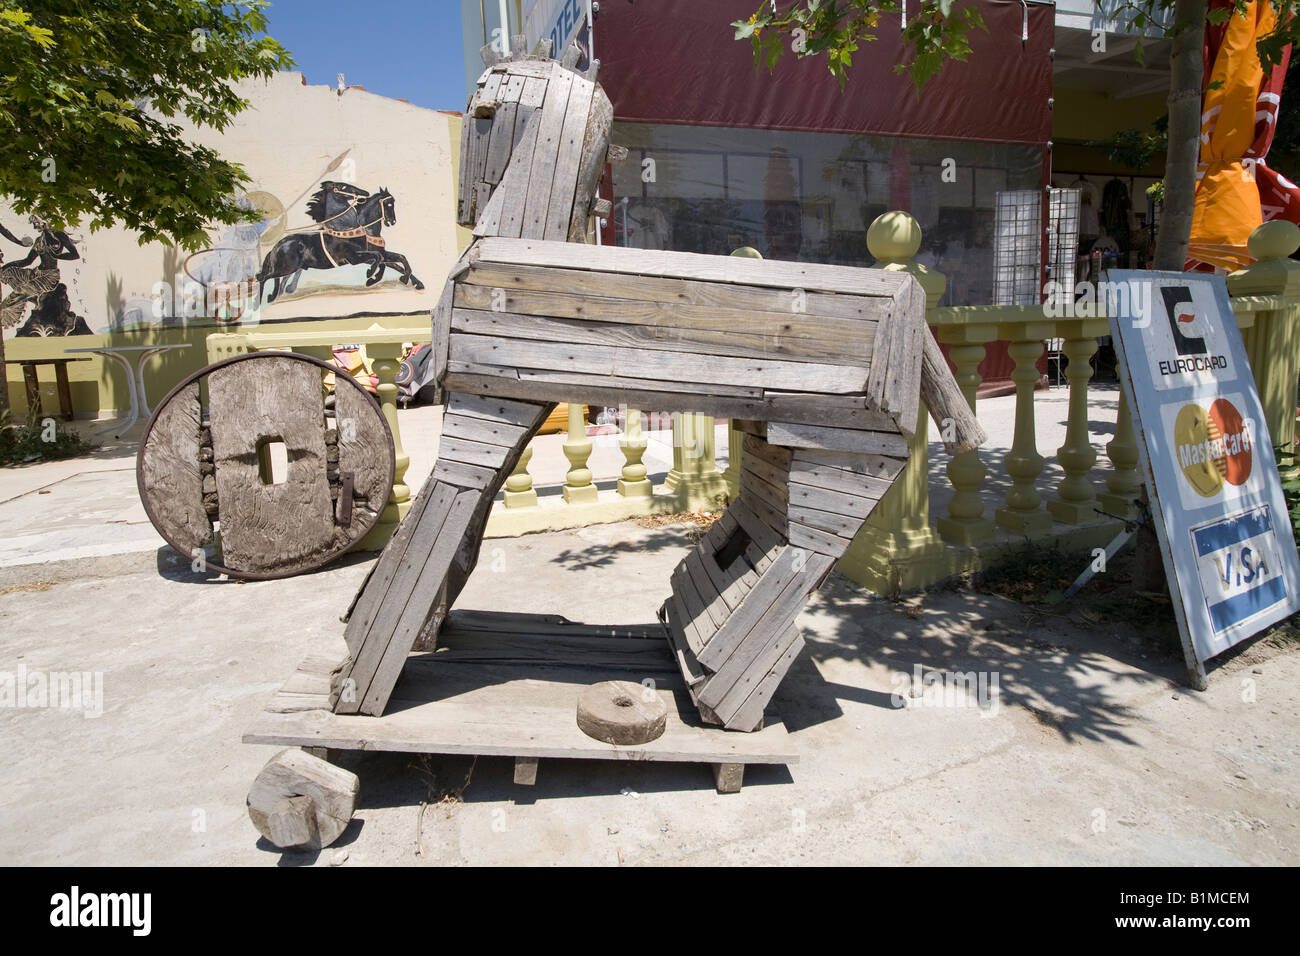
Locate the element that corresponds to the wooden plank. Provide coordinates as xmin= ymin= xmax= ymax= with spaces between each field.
xmin=661 ymin=598 xmax=707 ymax=688
xmin=521 ymin=68 xmax=573 ymax=239
xmin=919 ymin=320 xmax=986 ymax=454
xmin=884 ymin=279 xmax=926 ymax=434
xmin=449 ymin=333 xmax=868 ymax=394
xmin=430 ymin=456 xmax=501 ymax=491
xmin=429 ymin=277 xmax=453 ymax=406
xmin=545 ymin=76 xmax=594 ymax=239
xmin=450 ymin=287 xmax=875 ymax=365
xmin=352 ymin=488 xmax=482 ymax=715
xmin=457 ymin=106 xmax=475 ymax=222
xmin=698 ymin=552 xmax=832 ymax=710
xmin=475 ymin=108 xmax=541 ymax=238
xmin=787 ymin=503 xmax=863 ymax=537
xmin=787 ymin=518 xmax=853 ymax=558
xmin=476 ymin=236 xmax=911 ymax=299
xmin=514 ymin=757 xmax=539 ymax=785
xmin=787 ymin=479 xmax=879 ymax=519
xmin=245 ymin=656 xmax=797 ymax=764
xmin=208 ymin=357 xmax=335 ymax=572
xmin=713 ymin=624 xmax=803 ymax=725
xmin=765 ymin=420 xmax=909 ymax=457
xmin=446 ymin=389 xmax=548 ymax=427
xmin=515 ymin=76 xmax=548 ymax=140
xmin=483 ymin=101 xmax=519 ymax=185
xmin=437 ymin=434 xmax=519 ymax=469
xmin=139 ymin=381 xmax=210 ymax=551
xmin=788 ymin=459 xmax=896 ymax=499
xmin=697 ymin=546 xmax=805 ymax=673
xmin=466 ymin=260 xmax=892 ymax=324
xmin=565 ymin=86 xmax=611 ymax=240
xmin=440 ymin=412 xmax=530 ymax=448
xmin=443 ymin=368 xmax=895 ymax=429
xmin=679 ymin=551 xmax=729 ymax=633
xmin=341 ymin=474 xmax=440 ymax=648
xmin=727 ymin=633 xmax=806 ymax=732
xmin=669 ymin=569 xmax=711 ymax=658
xmin=339 ymin=481 xmax=460 ymax=691
xmin=334 ymin=376 xmax=392 ymax=522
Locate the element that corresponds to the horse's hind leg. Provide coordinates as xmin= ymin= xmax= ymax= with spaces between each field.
xmin=331 ymin=391 xmax=554 ymax=716
xmin=662 ymin=429 xmax=906 ymax=731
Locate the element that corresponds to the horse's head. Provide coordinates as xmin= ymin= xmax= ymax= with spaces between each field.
xmin=377 ymin=189 xmax=396 ymax=227
xmin=459 ymin=37 xmax=615 ymax=243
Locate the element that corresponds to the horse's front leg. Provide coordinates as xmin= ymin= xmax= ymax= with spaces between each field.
xmin=387 ymin=251 xmax=424 ymax=290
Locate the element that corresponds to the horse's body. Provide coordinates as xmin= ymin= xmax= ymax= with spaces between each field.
xmin=332 ymin=40 xmax=984 ymax=730
xmin=255 ymin=186 xmax=423 ymax=305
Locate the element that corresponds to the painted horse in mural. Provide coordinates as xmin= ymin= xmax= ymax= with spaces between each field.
xmin=327 ymin=38 xmax=985 ymax=732
xmin=254 ymin=184 xmax=424 ymax=305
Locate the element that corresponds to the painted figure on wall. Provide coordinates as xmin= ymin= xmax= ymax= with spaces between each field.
xmin=255 ymin=181 xmax=424 ymax=306
xmin=0 ymin=217 xmax=91 ymax=336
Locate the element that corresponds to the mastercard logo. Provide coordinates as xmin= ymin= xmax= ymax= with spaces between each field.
xmin=1173 ymin=399 xmax=1253 ymax=497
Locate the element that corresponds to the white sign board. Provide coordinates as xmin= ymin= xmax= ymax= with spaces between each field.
xmin=1108 ymin=270 xmax=1300 ymax=683
xmin=522 ymin=0 xmax=589 ymax=59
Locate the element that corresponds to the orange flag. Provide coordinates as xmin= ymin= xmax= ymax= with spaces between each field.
xmin=1188 ymin=1 xmax=1279 ymax=271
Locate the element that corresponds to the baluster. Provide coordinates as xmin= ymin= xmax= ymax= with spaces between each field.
xmin=358 ymin=343 xmax=411 ymax=549
xmin=665 ymin=411 xmax=728 ymax=511
xmin=723 ymin=420 xmax=743 ymax=502
xmin=936 ymin=330 xmax=996 ymax=545
xmin=503 ymin=442 xmax=538 ymax=509
xmin=995 ymin=334 xmax=1053 ymax=534
xmin=618 ymin=407 xmax=652 ymax=498
xmin=562 ymin=402 xmax=598 ymax=504
xmin=1048 ymin=325 xmax=1102 ymax=524
xmin=1098 ymin=388 xmax=1141 ymax=519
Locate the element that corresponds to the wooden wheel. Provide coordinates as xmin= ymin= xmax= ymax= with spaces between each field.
xmin=137 ymin=351 xmax=394 ymax=579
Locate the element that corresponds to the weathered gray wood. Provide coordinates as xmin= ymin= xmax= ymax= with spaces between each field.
xmin=920 ymin=320 xmax=987 ymax=453
xmin=465 ymin=260 xmax=891 ymax=323
xmin=139 ymin=381 xmax=210 ymax=550
xmin=440 ymin=412 xmax=530 ymax=448
xmin=245 ymin=645 xmax=797 ymax=765
xmin=568 ymin=86 xmax=613 ymax=241
xmin=510 ymin=33 xmax=527 ymax=59
xmin=514 ymin=756 xmax=539 ymax=785
xmin=521 ymin=69 xmax=573 ymax=239
xmin=476 ymin=236 xmax=910 ymax=299
xmin=697 ymin=546 xmax=805 ymax=672
xmin=532 ymin=37 xmax=554 ymax=59
xmin=333 ymin=376 xmax=391 ymax=524
xmin=661 ymin=597 xmax=707 ymax=688
xmin=246 ymin=749 xmax=358 ymax=850
xmin=728 ymin=632 xmax=806 ymax=732
xmin=444 ymin=368 xmax=899 ymax=430
xmin=451 ymin=285 xmax=877 ymax=365
xmin=560 ymin=38 xmax=582 ymax=69
xmin=546 ymin=76 xmax=594 ymax=239
xmin=437 ymin=434 xmax=519 ymax=468
xmin=765 ymin=420 xmax=909 ymax=456
xmin=786 ymin=479 xmax=879 ymax=519
xmin=483 ymin=80 xmax=521 ymax=185
xmin=712 ymin=622 xmax=803 ymax=725
xmin=787 ymin=518 xmax=854 ymax=557
xmin=698 ymin=552 xmax=833 ymax=713
xmin=449 ymin=333 xmax=869 ymax=394
xmin=479 ymin=42 xmax=502 ymax=68
xmin=444 ymin=390 xmax=548 ymax=427
xmin=712 ymin=763 xmax=745 ymax=793
xmin=208 ymin=357 xmax=335 ymax=573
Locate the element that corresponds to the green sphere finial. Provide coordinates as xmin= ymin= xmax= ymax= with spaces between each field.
xmin=730 ymin=246 xmax=763 ymax=258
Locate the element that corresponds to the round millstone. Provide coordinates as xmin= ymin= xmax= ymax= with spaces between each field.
xmin=576 ymin=680 xmax=669 ymax=745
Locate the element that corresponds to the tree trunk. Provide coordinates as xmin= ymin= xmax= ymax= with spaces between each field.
xmin=1152 ymin=0 xmax=1207 ymax=270
xmin=0 ymin=295 xmax=8 ymax=421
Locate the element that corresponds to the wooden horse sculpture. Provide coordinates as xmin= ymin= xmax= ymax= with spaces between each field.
xmin=330 ymin=38 xmax=984 ymax=732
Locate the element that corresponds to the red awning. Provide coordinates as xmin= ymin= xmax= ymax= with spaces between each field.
xmin=592 ymin=0 xmax=1054 ymax=145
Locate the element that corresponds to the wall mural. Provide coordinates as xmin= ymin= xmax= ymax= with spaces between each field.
xmin=108 ymin=149 xmax=429 ymax=331
xmin=0 ymin=217 xmax=92 ymax=336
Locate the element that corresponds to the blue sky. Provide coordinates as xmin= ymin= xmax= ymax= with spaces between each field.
xmin=263 ymin=0 xmax=468 ymax=112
